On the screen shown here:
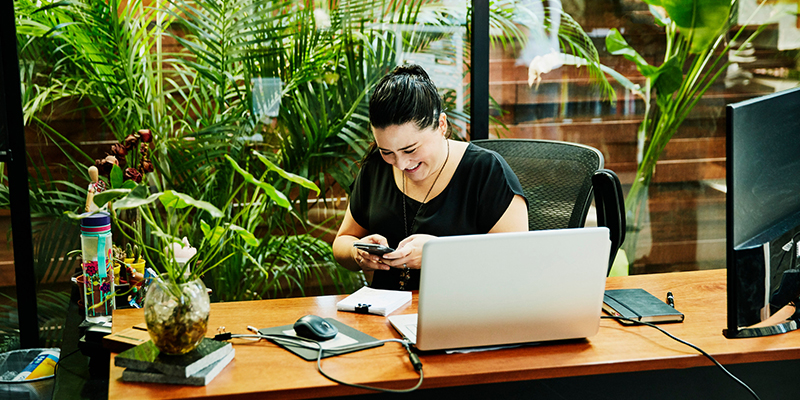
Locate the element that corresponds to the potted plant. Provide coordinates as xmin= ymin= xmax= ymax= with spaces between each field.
xmin=92 ymin=150 xmax=319 ymax=354
xmin=93 ymin=184 xmax=237 ymax=354
xmin=603 ymin=0 xmax=766 ymax=262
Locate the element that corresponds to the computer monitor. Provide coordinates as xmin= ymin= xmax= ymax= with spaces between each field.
xmin=725 ymin=86 xmax=800 ymax=338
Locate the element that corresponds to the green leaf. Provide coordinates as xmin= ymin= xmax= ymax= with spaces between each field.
xmin=648 ymin=5 xmax=670 ymax=27
xmin=149 ymin=229 xmax=184 ymax=246
xmin=93 ymin=188 xmax=130 ymax=207
xmin=121 ymin=180 xmax=138 ymax=189
xmin=64 ymin=210 xmax=107 ymax=220
xmin=225 ymin=155 xmax=291 ymax=209
xmin=251 ymin=152 xmax=320 ymax=195
xmin=229 ymin=224 xmax=260 ymax=247
xmin=658 ymin=0 xmax=731 ymax=53
xmin=113 ymin=185 xmax=161 ymax=210
xmin=605 ymin=29 xmax=650 ymax=70
xmin=653 ymin=56 xmax=683 ymax=96
xmin=201 ymin=220 xmax=225 ymax=244
xmin=159 ymin=191 xmax=224 ymax=218
xmin=110 ymin=164 xmax=123 ymax=189
xmin=597 ymin=63 xmax=641 ymax=95
xmin=641 ymin=0 xmax=663 ymax=7
xmin=656 ymin=88 xmax=673 ymax=113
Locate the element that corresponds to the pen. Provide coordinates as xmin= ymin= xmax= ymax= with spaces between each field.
xmin=666 ymin=291 xmax=675 ymax=308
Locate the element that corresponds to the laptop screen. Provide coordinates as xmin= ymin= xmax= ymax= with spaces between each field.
xmin=410 ymin=228 xmax=610 ymax=351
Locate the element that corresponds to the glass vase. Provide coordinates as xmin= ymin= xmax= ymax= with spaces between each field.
xmin=143 ymin=275 xmax=210 ymax=355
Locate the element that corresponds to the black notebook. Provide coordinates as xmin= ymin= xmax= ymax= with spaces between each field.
xmin=603 ymin=288 xmax=685 ymax=325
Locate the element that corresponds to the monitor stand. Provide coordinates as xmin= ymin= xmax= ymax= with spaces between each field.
xmin=724 ymin=303 xmax=800 ymax=338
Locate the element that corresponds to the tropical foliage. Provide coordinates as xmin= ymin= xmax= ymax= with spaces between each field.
xmin=604 ymin=0 xmax=766 ymax=260
xmin=3 ymin=0 xmax=611 ymax=350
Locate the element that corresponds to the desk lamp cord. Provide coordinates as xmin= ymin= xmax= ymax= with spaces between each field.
xmin=214 ymin=332 xmax=423 ymax=393
xmin=602 ymin=316 xmax=761 ymax=400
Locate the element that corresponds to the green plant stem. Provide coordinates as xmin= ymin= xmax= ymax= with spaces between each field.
xmin=194 ymin=252 xmax=235 ymax=278
xmin=624 ymin=8 xmax=769 ymax=262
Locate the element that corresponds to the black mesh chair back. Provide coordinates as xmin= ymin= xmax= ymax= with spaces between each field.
xmin=472 ymin=139 xmax=603 ymax=231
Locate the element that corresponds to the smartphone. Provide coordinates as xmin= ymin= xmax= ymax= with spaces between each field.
xmin=353 ymin=243 xmax=396 ymax=256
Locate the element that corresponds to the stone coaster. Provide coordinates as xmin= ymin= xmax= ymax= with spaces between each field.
xmin=121 ymin=349 xmax=235 ymax=386
xmin=115 ymin=338 xmax=232 ymax=378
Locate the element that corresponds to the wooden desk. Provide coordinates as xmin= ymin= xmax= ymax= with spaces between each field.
xmin=107 ymin=269 xmax=800 ymax=399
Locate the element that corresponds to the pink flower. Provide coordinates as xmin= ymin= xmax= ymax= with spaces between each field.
xmin=141 ymin=160 xmax=154 ymax=173
xmin=100 ymin=282 xmax=111 ymax=293
xmin=138 ymin=129 xmax=153 ymax=143
xmin=95 ymin=155 xmax=118 ymax=177
xmin=110 ymin=143 xmax=127 ymax=157
xmin=124 ymin=167 xmax=143 ymax=183
xmin=123 ymin=134 xmax=138 ymax=150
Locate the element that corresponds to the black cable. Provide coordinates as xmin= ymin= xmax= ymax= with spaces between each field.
xmin=215 ymin=333 xmax=423 ymax=393
xmin=52 ymin=348 xmax=83 ymax=380
xmin=602 ymin=315 xmax=761 ymax=400
xmin=314 ymin=338 xmax=424 ymax=393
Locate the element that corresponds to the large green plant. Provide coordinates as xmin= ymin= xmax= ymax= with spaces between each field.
xmin=17 ymin=0 xmax=611 ymax=221
xmin=4 ymin=1 xmax=614 ymax=348
xmin=209 ymin=153 xmax=366 ymax=300
xmin=164 ymin=0 xmax=392 ymax=216
xmin=20 ymin=0 xmax=172 ymax=144
xmin=604 ymin=0 xmax=765 ymax=261
xmin=12 ymin=0 xmax=364 ymax=303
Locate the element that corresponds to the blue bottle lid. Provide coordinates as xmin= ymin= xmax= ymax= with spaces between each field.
xmin=80 ymin=212 xmax=111 ymax=234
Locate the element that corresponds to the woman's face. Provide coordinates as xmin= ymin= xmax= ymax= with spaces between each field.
xmin=373 ymin=114 xmax=447 ymax=183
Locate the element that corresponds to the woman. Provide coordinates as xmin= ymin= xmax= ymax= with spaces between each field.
xmin=333 ymin=64 xmax=528 ymax=290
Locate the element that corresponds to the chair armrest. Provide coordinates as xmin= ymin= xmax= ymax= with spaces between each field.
xmin=592 ymin=169 xmax=626 ymax=276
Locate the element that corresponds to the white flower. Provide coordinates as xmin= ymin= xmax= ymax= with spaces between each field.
xmin=528 ymin=51 xmax=564 ymax=87
xmin=165 ymin=237 xmax=197 ymax=263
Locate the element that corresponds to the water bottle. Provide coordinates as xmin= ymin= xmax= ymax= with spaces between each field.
xmin=80 ymin=212 xmax=115 ymax=323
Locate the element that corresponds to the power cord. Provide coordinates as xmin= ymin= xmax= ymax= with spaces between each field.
xmin=213 ymin=332 xmax=423 ymax=393
xmin=602 ymin=315 xmax=761 ymax=400
xmin=52 ymin=349 xmax=83 ymax=380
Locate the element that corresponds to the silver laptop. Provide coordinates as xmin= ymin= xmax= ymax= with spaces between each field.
xmin=388 ymin=227 xmax=611 ymax=351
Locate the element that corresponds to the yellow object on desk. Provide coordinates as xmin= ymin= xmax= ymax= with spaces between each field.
xmin=608 ymin=249 xmax=629 ymax=277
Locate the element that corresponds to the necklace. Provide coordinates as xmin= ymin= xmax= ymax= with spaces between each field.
xmin=398 ymin=139 xmax=450 ymax=290
xmin=402 ymin=139 xmax=450 ymax=238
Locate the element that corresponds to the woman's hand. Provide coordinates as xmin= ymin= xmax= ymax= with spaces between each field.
xmin=352 ymin=234 xmax=392 ymax=272
xmin=381 ymin=234 xmax=436 ymax=270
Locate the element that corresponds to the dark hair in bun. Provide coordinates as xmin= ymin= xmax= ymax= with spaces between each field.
xmin=369 ymin=64 xmax=443 ymax=130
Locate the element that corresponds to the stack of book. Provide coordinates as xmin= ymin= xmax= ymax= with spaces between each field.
xmin=114 ymin=338 xmax=234 ymax=386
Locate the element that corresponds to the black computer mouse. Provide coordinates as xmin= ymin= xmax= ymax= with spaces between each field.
xmin=293 ymin=315 xmax=338 ymax=341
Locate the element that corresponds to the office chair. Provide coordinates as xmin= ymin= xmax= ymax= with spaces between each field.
xmin=592 ymin=168 xmax=626 ymax=274
xmin=472 ymin=139 xmax=625 ymax=275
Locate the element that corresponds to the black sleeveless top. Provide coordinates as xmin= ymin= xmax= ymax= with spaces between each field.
xmin=349 ymin=143 xmax=526 ymax=290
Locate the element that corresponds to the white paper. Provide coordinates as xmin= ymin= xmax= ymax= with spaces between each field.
xmin=336 ymin=287 xmax=412 ymax=316
xmin=281 ymin=329 xmax=358 ymax=350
